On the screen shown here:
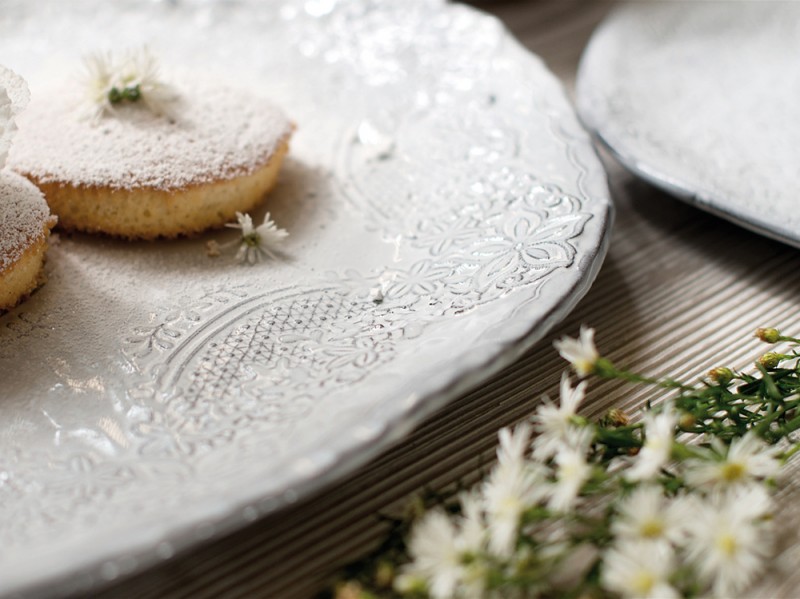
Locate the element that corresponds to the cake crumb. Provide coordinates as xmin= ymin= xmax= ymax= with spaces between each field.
xmin=205 ymin=239 xmax=221 ymax=258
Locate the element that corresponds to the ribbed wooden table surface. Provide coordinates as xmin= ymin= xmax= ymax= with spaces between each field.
xmin=97 ymin=2 xmax=800 ymax=597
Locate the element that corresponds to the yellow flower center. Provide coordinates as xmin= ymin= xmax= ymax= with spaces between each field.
xmin=575 ymin=359 xmax=595 ymax=376
xmin=500 ymin=495 xmax=521 ymax=516
xmin=716 ymin=532 xmax=739 ymax=557
xmin=243 ymin=232 xmax=261 ymax=248
xmin=720 ymin=461 xmax=746 ymax=482
xmin=631 ymin=571 xmax=656 ymax=594
xmin=640 ymin=519 xmax=665 ymax=539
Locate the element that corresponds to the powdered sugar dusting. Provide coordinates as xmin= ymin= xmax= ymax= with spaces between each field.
xmin=0 ymin=65 xmax=30 ymax=169
xmin=0 ymin=170 xmax=50 ymax=269
xmin=9 ymin=77 xmax=292 ymax=190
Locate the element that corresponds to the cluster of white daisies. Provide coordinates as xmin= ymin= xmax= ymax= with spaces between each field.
xmin=392 ymin=327 xmax=784 ymax=599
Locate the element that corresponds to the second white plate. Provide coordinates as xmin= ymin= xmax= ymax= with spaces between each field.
xmin=578 ymin=2 xmax=800 ymax=248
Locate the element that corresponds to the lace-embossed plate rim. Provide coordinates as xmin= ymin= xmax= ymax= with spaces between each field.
xmin=0 ymin=0 xmax=611 ymax=595
xmin=577 ymin=2 xmax=800 ymax=249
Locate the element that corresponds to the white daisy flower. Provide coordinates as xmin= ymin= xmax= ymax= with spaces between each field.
xmin=81 ymin=51 xmax=114 ymax=119
xmin=455 ymin=493 xmax=488 ymax=598
xmin=602 ymin=540 xmax=680 ymax=599
xmin=483 ymin=461 xmax=545 ymax=557
xmin=496 ymin=421 xmax=533 ymax=467
xmin=532 ymin=373 xmax=588 ymax=459
xmin=398 ymin=509 xmax=463 ymax=599
xmin=80 ymin=48 xmax=179 ymax=120
xmin=399 ymin=493 xmax=488 ymax=599
xmin=547 ymin=427 xmax=593 ymax=512
xmin=482 ymin=423 xmax=546 ymax=557
xmin=118 ymin=47 xmax=179 ymax=117
xmin=611 ymin=485 xmax=686 ymax=545
xmin=458 ymin=492 xmax=487 ymax=555
xmin=226 ymin=211 xmax=289 ymax=264
xmin=554 ymin=325 xmax=599 ymax=377
xmin=685 ymin=430 xmax=782 ymax=489
xmin=684 ymin=485 xmax=774 ymax=597
xmin=626 ymin=407 xmax=678 ymax=482
xmin=729 ymin=481 xmax=775 ymax=520
xmin=482 ymin=463 xmax=545 ymax=559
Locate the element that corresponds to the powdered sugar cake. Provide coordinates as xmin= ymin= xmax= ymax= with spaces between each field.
xmin=0 ymin=65 xmax=56 ymax=312
xmin=9 ymin=60 xmax=293 ymax=240
xmin=0 ymin=172 xmax=56 ymax=310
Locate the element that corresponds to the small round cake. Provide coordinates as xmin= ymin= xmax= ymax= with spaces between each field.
xmin=0 ymin=170 xmax=56 ymax=311
xmin=8 ymin=52 xmax=293 ymax=239
xmin=0 ymin=64 xmax=56 ymax=311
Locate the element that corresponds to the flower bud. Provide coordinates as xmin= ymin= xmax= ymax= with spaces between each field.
xmin=334 ymin=581 xmax=367 ymax=599
xmin=108 ymin=86 xmax=123 ymax=104
xmin=407 ymin=495 xmax=427 ymax=520
xmin=707 ymin=366 xmax=734 ymax=385
xmin=678 ymin=412 xmax=696 ymax=429
xmin=758 ymin=352 xmax=782 ymax=370
xmin=124 ymin=84 xmax=141 ymax=101
xmin=601 ymin=408 xmax=630 ymax=428
xmin=756 ymin=327 xmax=781 ymax=343
xmin=374 ymin=561 xmax=395 ymax=588
xmin=394 ymin=573 xmax=427 ymax=595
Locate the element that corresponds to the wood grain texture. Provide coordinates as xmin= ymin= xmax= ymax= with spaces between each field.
xmin=95 ymin=2 xmax=800 ymax=597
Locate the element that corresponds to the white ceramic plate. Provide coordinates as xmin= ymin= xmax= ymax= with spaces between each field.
xmin=0 ymin=1 xmax=611 ymax=595
xmin=577 ymin=2 xmax=800 ymax=248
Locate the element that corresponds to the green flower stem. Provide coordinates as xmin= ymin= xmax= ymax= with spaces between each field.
xmin=757 ymin=364 xmax=783 ymax=400
xmin=593 ymin=358 xmax=693 ymax=392
xmin=778 ymin=412 xmax=800 ymax=437
xmin=670 ymin=442 xmax=705 ymax=461
xmin=520 ymin=505 xmax=555 ymax=525
xmin=781 ymin=443 xmax=800 ymax=463
xmin=751 ymin=404 xmax=786 ymax=438
xmin=590 ymin=356 xmax=800 ymax=444
xmin=594 ymin=425 xmax=643 ymax=448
